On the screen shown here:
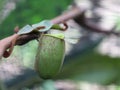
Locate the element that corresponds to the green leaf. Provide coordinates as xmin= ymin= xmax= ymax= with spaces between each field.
xmin=32 ymin=20 xmax=53 ymax=32
xmin=17 ymin=25 xmax=34 ymax=35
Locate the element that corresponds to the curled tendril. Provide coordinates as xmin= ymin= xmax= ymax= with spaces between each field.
xmin=3 ymin=35 xmax=19 ymax=58
xmin=62 ymin=22 xmax=68 ymax=30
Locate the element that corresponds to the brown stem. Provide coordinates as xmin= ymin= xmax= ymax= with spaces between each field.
xmin=0 ymin=6 xmax=84 ymax=59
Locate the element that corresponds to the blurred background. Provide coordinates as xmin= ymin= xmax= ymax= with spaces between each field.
xmin=0 ymin=0 xmax=120 ymax=90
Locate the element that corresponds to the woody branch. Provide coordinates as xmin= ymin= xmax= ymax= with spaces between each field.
xmin=0 ymin=6 xmax=119 ymax=59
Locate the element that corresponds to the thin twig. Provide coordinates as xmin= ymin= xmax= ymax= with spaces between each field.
xmin=51 ymin=6 xmax=85 ymax=24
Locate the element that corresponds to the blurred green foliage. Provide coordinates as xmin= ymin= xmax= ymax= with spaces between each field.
xmin=56 ymin=49 xmax=120 ymax=85
xmin=1 ymin=0 xmax=120 ymax=88
xmin=0 ymin=0 xmax=6 ymax=10
xmin=0 ymin=0 xmax=72 ymax=39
